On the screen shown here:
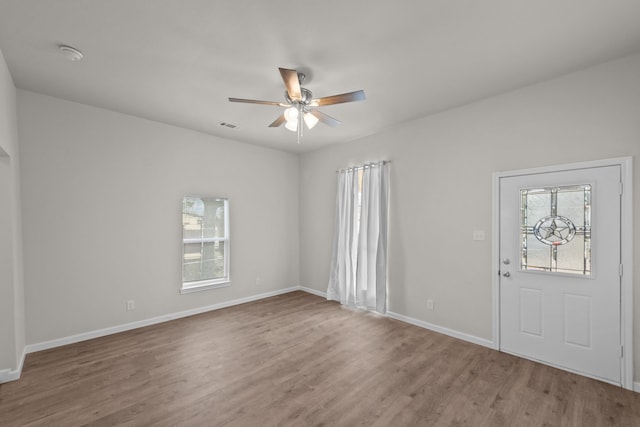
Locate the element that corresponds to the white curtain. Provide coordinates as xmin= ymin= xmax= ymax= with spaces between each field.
xmin=327 ymin=162 xmax=390 ymax=314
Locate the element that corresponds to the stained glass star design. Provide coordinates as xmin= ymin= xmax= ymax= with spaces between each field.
xmin=540 ymin=219 xmax=570 ymax=241
xmin=533 ymin=216 xmax=576 ymax=246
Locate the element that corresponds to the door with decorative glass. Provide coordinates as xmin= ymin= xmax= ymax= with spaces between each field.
xmin=499 ymin=165 xmax=621 ymax=384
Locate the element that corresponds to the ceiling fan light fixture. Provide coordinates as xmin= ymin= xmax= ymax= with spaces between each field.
xmin=284 ymin=120 xmax=298 ymax=132
xmin=284 ymin=107 xmax=298 ymax=123
xmin=304 ymin=112 xmax=319 ymax=129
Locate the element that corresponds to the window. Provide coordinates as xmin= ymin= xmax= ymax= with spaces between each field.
xmin=520 ymin=185 xmax=591 ymax=276
xmin=181 ymin=196 xmax=230 ymax=293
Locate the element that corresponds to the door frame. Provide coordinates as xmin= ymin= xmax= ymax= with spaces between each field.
xmin=492 ymin=157 xmax=633 ymax=390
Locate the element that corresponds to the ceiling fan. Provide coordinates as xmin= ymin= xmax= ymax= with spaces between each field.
xmin=229 ymin=68 xmax=365 ymax=143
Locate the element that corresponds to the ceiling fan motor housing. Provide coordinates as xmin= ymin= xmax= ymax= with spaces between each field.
xmin=285 ymin=87 xmax=313 ymax=105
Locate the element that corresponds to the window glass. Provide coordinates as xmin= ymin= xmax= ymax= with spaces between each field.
xmin=520 ymin=185 xmax=591 ymax=276
xmin=182 ymin=196 xmax=229 ymax=291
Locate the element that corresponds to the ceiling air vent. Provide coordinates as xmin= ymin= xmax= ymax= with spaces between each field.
xmin=219 ymin=122 xmax=238 ymax=129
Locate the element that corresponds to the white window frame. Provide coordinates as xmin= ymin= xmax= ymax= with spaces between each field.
xmin=180 ymin=196 xmax=230 ymax=294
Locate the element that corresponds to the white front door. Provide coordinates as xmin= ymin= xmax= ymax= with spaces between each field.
xmin=499 ymin=165 xmax=621 ymax=384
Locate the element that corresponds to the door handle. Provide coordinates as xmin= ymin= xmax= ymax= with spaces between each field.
xmin=502 ymin=271 xmax=511 ymax=278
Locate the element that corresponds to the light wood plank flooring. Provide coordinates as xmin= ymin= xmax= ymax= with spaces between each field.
xmin=1 ymin=291 xmax=638 ymax=426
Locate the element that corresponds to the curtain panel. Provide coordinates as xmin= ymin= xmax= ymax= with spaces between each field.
xmin=327 ymin=162 xmax=390 ymax=313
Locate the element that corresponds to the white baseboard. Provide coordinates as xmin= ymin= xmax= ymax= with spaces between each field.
xmin=26 ymin=286 xmax=300 ymax=354
xmin=18 ymin=285 xmax=637 ymax=392
xmin=386 ymin=311 xmax=494 ymax=349
xmin=0 ymin=369 xmax=13 ymax=383
xmin=0 ymin=349 xmax=26 ymax=384
xmin=299 ymin=286 xmax=327 ymax=298
xmin=295 ymin=287 xmax=494 ymax=350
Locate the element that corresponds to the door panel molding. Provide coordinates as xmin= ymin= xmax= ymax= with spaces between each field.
xmin=492 ymin=157 xmax=633 ymax=390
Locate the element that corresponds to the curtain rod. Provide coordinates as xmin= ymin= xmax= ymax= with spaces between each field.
xmin=336 ymin=160 xmax=391 ymax=173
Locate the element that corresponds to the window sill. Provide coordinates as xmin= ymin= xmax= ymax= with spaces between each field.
xmin=180 ymin=280 xmax=231 ymax=294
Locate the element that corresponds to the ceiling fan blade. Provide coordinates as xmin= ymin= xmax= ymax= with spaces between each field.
xmin=229 ymin=98 xmax=286 ymax=106
xmin=308 ymin=109 xmax=342 ymax=127
xmin=310 ymin=90 xmax=366 ymax=107
xmin=269 ymin=114 xmax=287 ymax=127
xmin=279 ymin=68 xmax=302 ymax=101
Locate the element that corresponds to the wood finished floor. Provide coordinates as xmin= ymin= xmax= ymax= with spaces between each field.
xmin=1 ymin=291 xmax=638 ymax=426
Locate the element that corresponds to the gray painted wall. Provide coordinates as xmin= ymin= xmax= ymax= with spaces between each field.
xmin=299 ymin=53 xmax=640 ymax=378
xmin=17 ymin=90 xmax=300 ymax=345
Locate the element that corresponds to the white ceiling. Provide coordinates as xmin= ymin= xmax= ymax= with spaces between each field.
xmin=1 ymin=1 xmax=640 ymax=153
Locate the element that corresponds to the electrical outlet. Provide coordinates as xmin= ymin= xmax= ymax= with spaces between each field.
xmin=256 ymin=276 xmax=261 ymax=285
xmin=427 ymin=299 xmax=434 ymax=310
xmin=126 ymin=300 xmax=135 ymax=311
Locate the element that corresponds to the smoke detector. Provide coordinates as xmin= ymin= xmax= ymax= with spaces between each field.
xmin=59 ymin=45 xmax=84 ymax=61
